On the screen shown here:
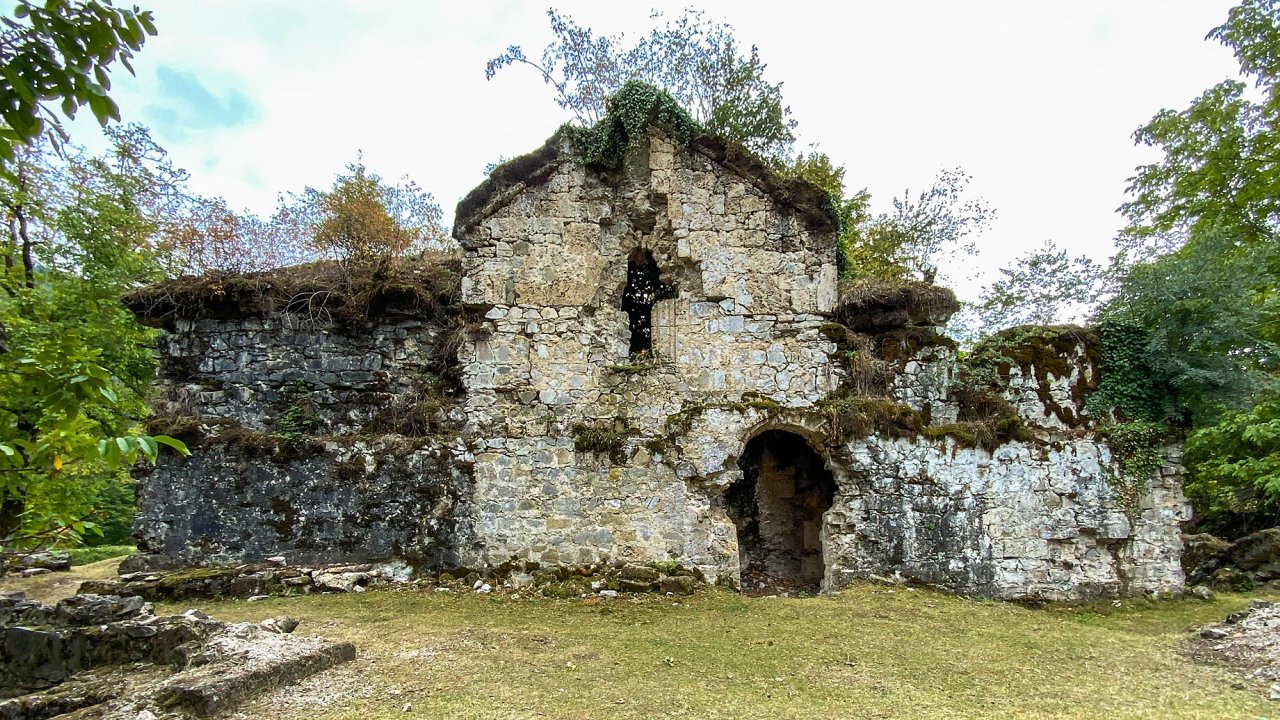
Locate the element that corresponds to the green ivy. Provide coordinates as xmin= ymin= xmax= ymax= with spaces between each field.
xmin=1086 ymin=318 xmax=1167 ymax=423
xmin=1098 ymin=420 xmax=1168 ymax=517
xmin=565 ymin=81 xmax=702 ymax=169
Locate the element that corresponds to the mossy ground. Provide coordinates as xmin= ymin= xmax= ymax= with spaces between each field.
xmin=190 ymin=587 xmax=1277 ymax=718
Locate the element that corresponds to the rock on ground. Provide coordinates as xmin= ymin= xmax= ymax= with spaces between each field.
xmin=0 ymin=591 xmax=355 ymax=718
xmin=1182 ymin=599 xmax=1280 ymax=701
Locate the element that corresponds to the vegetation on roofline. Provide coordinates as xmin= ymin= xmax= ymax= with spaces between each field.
xmin=456 ymin=80 xmax=840 ymax=238
xmin=124 ymin=252 xmax=462 ymax=330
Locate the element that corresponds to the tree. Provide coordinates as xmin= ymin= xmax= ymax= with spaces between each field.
xmin=970 ymin=239 xmax=1103 ymax=332
xmin=849 ymin=168 xmax=995 ymax=282
xmin=1105 ymin=0 xmax=1280 ymax=535
xmin=275 ymin=159 xmax=448 ymax=264
xmin=0 ymin=132 xmax=186 ymax=551
xmin=0 ymin=1 xmax=156 ymax=165
xmin=487 ymin=8 xmax=796 ymax=160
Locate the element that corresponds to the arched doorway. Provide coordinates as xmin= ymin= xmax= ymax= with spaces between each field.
xmin=726 ymin=429 xmax=835 ymax=595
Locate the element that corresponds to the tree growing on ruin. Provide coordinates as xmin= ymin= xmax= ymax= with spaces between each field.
xmin=486 ymin=8 xmax=796 ymax=160
xmin=275 ymin=160 xmax=447 ymax=265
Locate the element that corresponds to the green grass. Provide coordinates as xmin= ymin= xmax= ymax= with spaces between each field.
xmin=166 ymin=585 xmax=1279 ymax=719
xmin=66 ymin=544 xmax=134 ymax=566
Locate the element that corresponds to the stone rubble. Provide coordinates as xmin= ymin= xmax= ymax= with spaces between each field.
xmin=1184 ymin=599 xmax=1280 ymax=701
xmin=0 ymin=591 xmax=355 ymax=718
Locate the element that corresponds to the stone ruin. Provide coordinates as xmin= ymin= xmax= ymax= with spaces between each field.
xmin=0 ymin=590 xmax=353 ymax=718
xmin=122 ymin=123 xmax=1190 ymax=601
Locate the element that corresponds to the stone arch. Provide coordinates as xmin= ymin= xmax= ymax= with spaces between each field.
xmin=726 ymin=427 xmax=836 ymax=594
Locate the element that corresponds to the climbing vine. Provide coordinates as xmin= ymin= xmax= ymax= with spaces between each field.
xmin=1084 ymin=318 xmax=1178 ymax=514
xmin=1097 ymin=420 xmax=1169 ymax=517
xmin=565 ymin=80 xmax=701 ymax=169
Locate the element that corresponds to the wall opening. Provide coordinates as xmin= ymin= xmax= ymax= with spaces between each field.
xmin=727 ymin=429 xmax=835 ymax=595
xmin=622 ymin=248 xmax=674 ymax=356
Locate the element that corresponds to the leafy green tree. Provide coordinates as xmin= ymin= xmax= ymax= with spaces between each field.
xmin=1103 ymin=0 xmax=1280 ymax=534
xmin=0 ymin=131 xmax=186 ymax=552
xmin=0 ymin=1 xmax=156 ymax=165
xmin=1184 ymin=387 xmax=1280 ymax=534
xmin=487 ymin=8 xmax=796 ymax=160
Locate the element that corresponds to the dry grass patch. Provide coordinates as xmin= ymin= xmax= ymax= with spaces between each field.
xmin=0 ymin=556 xmax=126 ymax=605
xmin=164 ymin=586 xmax=1280 ymax=720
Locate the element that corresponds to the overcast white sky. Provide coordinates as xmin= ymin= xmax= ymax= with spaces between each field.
xmin=78 ymin=0 xmax=1243 ymax=299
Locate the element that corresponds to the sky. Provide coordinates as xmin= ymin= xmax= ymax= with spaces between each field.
xmin=75 ymin=0 xmax=1244 ymax=299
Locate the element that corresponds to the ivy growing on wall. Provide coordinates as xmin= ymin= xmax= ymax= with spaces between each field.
xmin=565 ymin=80 xmax=701 ymax=169
xmin=1086 ymin=318 xmax=1179 ymax=513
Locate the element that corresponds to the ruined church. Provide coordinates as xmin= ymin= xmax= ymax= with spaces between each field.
xmin=126 ymin=121 xmax=1189 ymax=601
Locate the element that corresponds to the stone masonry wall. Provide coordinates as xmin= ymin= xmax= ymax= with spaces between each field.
xmin=128 ymin=125 xmax=1189 ymax=600
xmin=129 ymin=307 xmax=471 ymax=573
xmin=129 ymin=438 xmax=471 ymax=572
xmin=151 ymin=313 xmax=447 ymax=435
xmin=454 ymin=131 xmax=840 ymax=581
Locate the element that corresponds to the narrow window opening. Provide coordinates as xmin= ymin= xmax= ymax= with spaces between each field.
xmin=727 ymin=430 xmax=836 ymax=596
xmin=622 ymin=248 xmax=674 ymax=356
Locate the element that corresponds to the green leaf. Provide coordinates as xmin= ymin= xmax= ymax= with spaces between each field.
xmin=153 ymin=435 xmax=192 ymax=457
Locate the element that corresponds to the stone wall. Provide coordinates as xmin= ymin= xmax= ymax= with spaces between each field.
xmin=452 ymin=131 xmax=841 ymax=581
xmin=128 ymin=438 xmax=471 ymax=572
xmin=150 ymin=313 xmax=448 ymax=435
xmin=127 ymin=124 xmax=1189 ymax=601
xmin=128 ymin=294 xmax=471 ymax=573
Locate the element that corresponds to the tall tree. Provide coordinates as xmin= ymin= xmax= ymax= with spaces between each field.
xmin=1105 ymin=0 xmax=1280 ymax=535
xmin=0 ymin=133 xmax=186 ymax=550
xmin=487 ymin=8 xmax=797 ymax=160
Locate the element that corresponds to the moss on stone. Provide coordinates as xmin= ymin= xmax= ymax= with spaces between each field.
xmin=572 ymin=419 xmax=631 ymax=461
xmin=961 ymin=324 xmax=1101 ymax=430
xmin=834 ymin=278 xmax=959 ymax=331
xmin=818 ymin=394 xmax=924 ymax=444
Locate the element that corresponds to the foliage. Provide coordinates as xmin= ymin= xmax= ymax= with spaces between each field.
xmin=487 ymin=8 xmax=796 ymax=160
xmin=80 ymin=474 xmax=134 ymax=545
xmin=274 ymin=159 xmax=448 ymax=264
xmin=1185 ymin=388 xmax=1280 ymax=534
xmin=842 ymin=168 xmax=995 ymax=282
xmin=1120 ymin=0 xmax=1280 ymax=254
xmin=1085 ymin=319 xmax=1171 ymax=425
xmin=1098 ymin=420 xmax=1170 ymax=515
xmin=871 ymin=168 xmax=995 ymax=282
xmin=0 ymin=0 xmax=156 ymax=165
xmin=66 ymin=542 xmax=132 ymax=565
xmin=565 ymin=81 xmax=700 ymax=169
xmin=784 ymin=152 xmax=871 ymax=274
xmin=0 ymin=131 xmax=186 ymax=551
xmin=1102 ymin=228 xmax=1278 ymax=426
xmin=968 ymin=239 xmax=1104 ymax=334
xmin=1102 ymin=1 xmax=1280 ymax=534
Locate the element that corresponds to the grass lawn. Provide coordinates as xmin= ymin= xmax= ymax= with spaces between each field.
xmin=173 ymin=584 xmax=1277 ymax=719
